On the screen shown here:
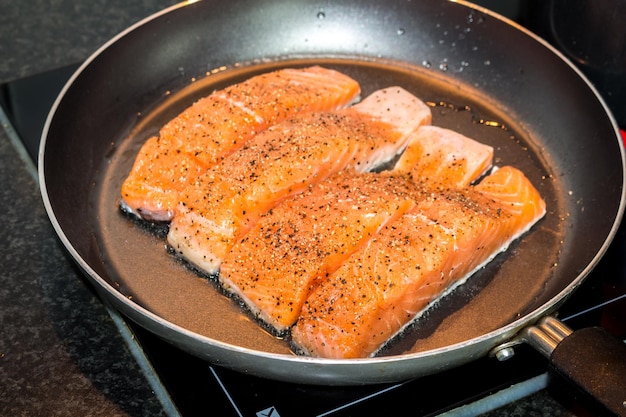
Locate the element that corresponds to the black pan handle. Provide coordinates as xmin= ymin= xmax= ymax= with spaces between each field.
xmin=522 ymin=316 xmax=626 ymax=416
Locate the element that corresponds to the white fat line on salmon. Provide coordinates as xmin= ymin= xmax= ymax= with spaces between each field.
xmin=214 ymin=91 xmax=266 ymax=124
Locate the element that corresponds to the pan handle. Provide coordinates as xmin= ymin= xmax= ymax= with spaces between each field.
xmin=521 ymin=316 xmax=626 ymax=416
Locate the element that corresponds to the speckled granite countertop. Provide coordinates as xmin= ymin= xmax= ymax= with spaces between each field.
xmin=0 ymin=2 xmax=179 ymax=416
xmin=0 ymin=0 xmax=179 ymax=83
xmin=0 ymin=1 xmax=590 ymax=416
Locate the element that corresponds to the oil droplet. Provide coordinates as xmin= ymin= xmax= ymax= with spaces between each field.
xmin=421 ymin=60 xmax=432 ymax=68
xmin=481 ymin=120 xmax=501 ymax=127
xmin=456 ymin=60 xmax=469 ymax=72
xmin=439 ymin=61 xmax=449 ymax=72
xmin=397 ymin=28 xmax=405 ymax=36
xmin=484 ymin=60 xmax=491 ymax=66
xmin=209 ymin=65 xmax=228 ymax=74
xmin=427 ymin=101 xmax=510 ymax=135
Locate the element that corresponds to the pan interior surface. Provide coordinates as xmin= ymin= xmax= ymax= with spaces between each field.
xmin=94 ymin=58 xmax=564 ymax=356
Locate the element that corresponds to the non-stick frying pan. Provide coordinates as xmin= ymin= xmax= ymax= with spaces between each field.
xmin=39 ymin=0 xmax=626 ymax=413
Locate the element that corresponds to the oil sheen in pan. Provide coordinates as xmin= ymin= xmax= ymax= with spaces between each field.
xmin=93 ymin=57 xmax=564 ymax=357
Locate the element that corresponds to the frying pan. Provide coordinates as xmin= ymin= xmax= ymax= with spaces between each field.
xmin=39 ymin=0 xmax=626 ymax=412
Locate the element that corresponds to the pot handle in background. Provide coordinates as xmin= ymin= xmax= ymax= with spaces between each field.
xmin=521 ymin=316 xmax=626 ymax=416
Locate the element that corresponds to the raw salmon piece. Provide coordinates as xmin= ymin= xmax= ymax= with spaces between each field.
xmin=473 ymin=166 xmax=548 ymax=247
xmin=120 ymin=136 xmax=207 ymax=221
xmin=291 ymin=166 xmax=546 ymax=358
xmin=219 ymin=120 xmax=490 ymax=332
xmin=120 ymin=66 xmax=361 ymax=221
xmin=413 ymin=166 xmax=546 ymax=281
xmin=291 ymin=212 xmax=455 ymax=358
xmin=393 ymin=125 xmax=494 ymax=190
xmin=159 ymin=67 xmax=362 ymax=167
xmin=219 ymin=171 xmax=417 ymax=333
xmin=167 ymin=87 xmax=432 ymax=275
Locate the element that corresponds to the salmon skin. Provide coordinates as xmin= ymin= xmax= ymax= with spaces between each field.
xmin=167 ymin=87 xmax=432 ymax=276
xmin=120 ymin=66 xmax=361 ymax=222
xmin=218 ymin=125 xmax=493 ymax=334
xmin=290 ymin=166 xmax=546 ymax=358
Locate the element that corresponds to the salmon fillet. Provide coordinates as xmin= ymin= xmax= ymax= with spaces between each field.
xmin=167 ymin=87 xmax=432 ymax=276
xmin=394 ymin=125 xmax=494 ymax=190
xmin=120 ymin=66 xmax=361 ymax=221
xmin=291 ymin=166 xmax=546 ymax=358
xmin=219 ymin=125 xmax=493 ymax=333
xmin=219 ymin=172 xmax=418 ymax=333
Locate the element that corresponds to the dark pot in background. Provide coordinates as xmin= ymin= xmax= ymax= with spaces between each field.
xmin=522 ymin=0 xmax=626 ymax=127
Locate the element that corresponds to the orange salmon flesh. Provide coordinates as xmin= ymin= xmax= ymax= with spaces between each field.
xmin=291 ymin=166 xmax=546 ymax=358
xmin=118 ymin=66 xmax=546 ymax=359
xmin=219 ymin=126 xmax=495 ymax=334
xmin=166 ymin=87 xmax=432 ymax=275
xmin=120 ymin=66 xmax=361 ymax=221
